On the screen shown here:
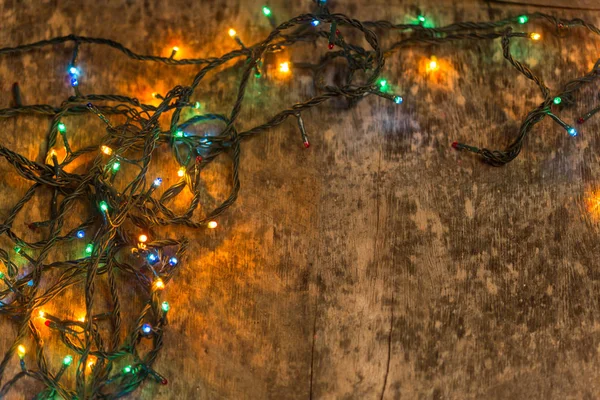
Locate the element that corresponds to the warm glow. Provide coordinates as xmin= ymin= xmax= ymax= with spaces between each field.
xmin=101 ymin=145 xmax=112 ymax=155
xmin=207 ymin=220 xmax=218 ymax=229
xmin=154 ymin=279 xmax=165 ymax=290
xmin=279 ymin=62 xmax=290 ymax=73
xmin=38 ymin=310 xmax=45 ymax=318
xmin=228 ymin=28 xmax=237 ymax=38
xmin=178 ymin=167 xmax=186 ymax=177
xmin=77 ymin=315 xmax=85 ymax=322
xmin=152 ymin=92 xmax=158 ymax=98
xmin=172 ymin=46 xmax=179 ymax=52
xmin=17 ymin=345 xmax=26 ymax=358
xmin=530 ymin=33 xmax=541 ymax=41
xmin=138 ymin=234 xmax=148 ymax=243
xmin=87 ymin=361 xmax=95 ymax=369
xmin=585 ymin=189 xmax=600 ymax=220
xmin=427 ymin=58 xmax=439 ymax=72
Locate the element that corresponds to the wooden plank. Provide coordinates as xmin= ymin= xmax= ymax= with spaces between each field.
xmin=0 ymin=0 xmax=599 ymax=399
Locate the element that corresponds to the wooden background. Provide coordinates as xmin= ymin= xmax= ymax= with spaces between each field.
xmin=1 ymin=0 xmax=600 ymax=399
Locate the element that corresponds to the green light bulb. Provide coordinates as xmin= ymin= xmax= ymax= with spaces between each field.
xmin=161 ymin=301 xmax=170 ymax=312
xmin=99 ymin=201 xmax=108 ymax=212
xmin=518 ymin=15 xmax=528 ymax=24
xmin=553 ymin=97 xmax=562 ymax=105
xmin=0 ymin=271 xmax=4 ymax=279
xmin=112 ymin=162 xmax=120 ymax=171
xmin=378 ymin=79 xmax=388 ymax=91
xmin=57 ymin=123 xmax=66 ymax=133
xmin=175 ymin=130 xmax=184 ymax=138
xmin=85 ymin=244 xmax=93 ymax=254
xmin=123 ymin=365 xmax=132 ymax=374
xmin=14 ymin=246 xmax=21 ymax=254
xmin=194 ymin=102 xmax=201 ymax=109
xmin=262 ymin=6 xmax=271 ymax=16
xmin=63 ymin=355 xmax=73 ymax=366
xmin=417 ymin=15 xmax=425 ymax=23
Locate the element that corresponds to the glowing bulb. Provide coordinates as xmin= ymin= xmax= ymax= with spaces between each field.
xmin=77 ymin=315 xmax=85 ymax=322
xmin=153 ymin=178 xmax=162 ymax=187
xmin=142 ymin=324 xmax=152 ymax=334
xmin=194 ymin=102 xmax=201 ymax=109
xmin=154 ymin=279 xmax=165 ymax=290
xmin=0 ymin=271 xmax=4 ymax=279
xmin=147 ymin=253 xmax=158 ymax=263
xmin=69 ymin=66 xmax=79 ymax=75
xmin=262 ymin=6 xmax=271 ymax=16
xmin=101 ymin=145 xmax=112 ymax=155
xmin=178 ymin=167 xmax=185 ymax=177
xmin=14 ymin=246 xmax=21 ymax=254
xmin=85 ymin=243 xmax=93 ymax=254
xmin=279 ymin=62 xmax=290 ymax=73
xmin=99 ymin=201 xmax=108 ymax=212
xmin=17 ymin=345 xmax=26 ymax=359
xmin=76 ymin=230 xmax=85 ymax=239
xmin=71 ymin=78 xmax=78 ymax=87
xmin=568 ymin=127 xmax=578 ymax=137
xmin=553 ymin=97 xmax=562 ymax=105
xmin=228 ymin=28 xmax=237 ymax=38
xmin=378 ymin=79 xmax=388 ymax=90
xmin=152 ymin=92 xmax=158 ymax=98
xmin=175 ymin=130 xmax=184 ymax=138
xmin=161 ymin=301 xmax=170 ymax=312
xmin=138 ymin=234 xmax=148 ymax=243
xmin=312 ymin=20 xmax=320 ymax=26
xmin=169 ymin=257 xmax=178 ymax=266
xmin=530 ymin=33 xmax=541 ymax=41
xmin=428 ymin=59 xmax=439 ymax=71
xmin=38 ymin=310 xmax=45 ymax=318
xmin=123 ymin=365 xmax=132 ymax=374
xmin=87 ymin=361 xmax=95 ymax=369
xmin=207 ymin=221 xmax=218 ymax=229
xmin=57 ymin=123 xmax=66 ymax=133
xmin=518 ymin=15 xmax=528 ymax=24
xmin=394 ymin=96 xmax=404 ymax=105
xmin=172 ymin=46 xmax=179 ymax=52
xmin=417 ymin=15 xmax=426 ymax=23
xmin=63 ymin=355 xmax=73 ymax=366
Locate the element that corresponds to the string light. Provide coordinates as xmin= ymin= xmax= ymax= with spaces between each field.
xmin=168 ymin=257 xmax=178 ymax=266
xmin=85 ymin=244 xmax=93 ymax=254
xmin=207 ymin=221 xmax=218 ymax=229
xmin=101 ymin=145 xmax=112 ymax=155
xmin=427 ymin=57 xmax=439 ymax=72
xmin=63 ymin=355 xmax=73 ymax=366
xmin=262 ymin=6 xmax=271 ymax=16
xmin=69 ymin=66 xmax=79 ymax=75
xmin=172 ymin=46 xmax=179 ymax=53
xmin=568 ymin=127 xmax=578 ymax=136
xmin=194 ymin=102 xmax=201 ymax=109
xmin=279 ymin=62 xmax=290 ymax=73
xmin=141 ymin=324 xmax=152 ymax=334
xmin=312 ymin=20 xmax=320 ymax=26
xmin=530 ymin=33 xmax=541 ymax=41
xmin=138 ymin=234 xmax=148 ymax=243
xmin=57 ymin=122 xmax=66 ymax=133
xmin=161 ymin=301 xmax=170 ymax=312
xmin=228 ymin=28 xmax=237 ymax=38
xmin=76 ymin=230 xmax=85 ymax=239
xmin=99 ymin=201 xmax=108 ymax=212
xmin=147 ymin=253 xmax=158 ymax=263
xmin=38 ymin=310 xmax=45 ymax=318
xmin=154 ymin=279 xmax=165 ymax=290
xmin=177 ymin=167 xmax=186 ymax=177
xmin=394 ymin=96 xmax=403 ymax=104
xmin=17 ymin=345 xmax=26 ymax=359
xmin=553 ymin=97 xmax=562 ymax=105
xmin=123 ymin=365 xmax=132 ymax=374
xmin=112 ymin=161 xmax=120 ymax=171
xmin=518 ymin=15 xmax=528 ymax=24
xmin=378 ymin=79 xmax=388 ymax=90
xmin=175 ymin=130 xmax=184 ymax=138
xmin=417 ymin=15 xmax=426 ymax=23
xmin=153 ymin=178 xmax=163 ymax=187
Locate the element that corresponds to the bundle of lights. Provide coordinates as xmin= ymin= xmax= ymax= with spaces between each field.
xmin=0 ymin=0 xmax=599 ymax=397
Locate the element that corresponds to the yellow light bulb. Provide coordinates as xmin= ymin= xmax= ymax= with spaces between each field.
xmin=87 ymin=361 xmax=95 ymax=369
xmin=178 ymin=167 xmax=185 ymax=177
xmin=101 ymin=145 xmax=112 ymax=155
xmin=530 ymin=33 xmax=541 ymax=41
xmin=207 ymin=221 xmax=218 ymax=229
xmin=279 ymin=62 xmax=290 ymax=73
xmin=228 ymin=29 xmax=237 ymax=38
xmin=38 ymin=310 xmax=45 ymax=318
xmin=154 ymin=279 xmax=165 ymax=290
xmin=172 ymin=46 xmax=179 ymax=52
xmin=17 ymin=345 xmax=26 ymax=359
xmin=138 ymin=234 xmax=148 ymax=243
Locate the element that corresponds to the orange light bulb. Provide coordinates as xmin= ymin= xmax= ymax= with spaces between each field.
xmin=207 ymin=221 xmax=218 ymax=229
xmin=138 ymin=234 xmax=148 ymax=243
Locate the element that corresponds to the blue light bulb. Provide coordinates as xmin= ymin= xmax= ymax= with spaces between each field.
xmin=169 ymin=257 xmax=178 ymax=266
xmin=71 ymin=78 xmax=78 ymax=87
xmin=153 ymin=178 xmax=162 ymax=187
xmin=69 ymin=66 xmax=79 ymax=75
xmin=147 ymin=253 xmax=158 ymax=263
xmin=142 ymin=324 xmax=152 ymax=334
xmin=76 ymin=230 xmax=85 ymax=239
xmin=27 ymin=280 xmax=34 ymax=286
xmin=394 ymin=96 xmax=403 ymax=104
xmin=568 ymin=127 xmax=577 ymax=137
xmin=312 ymin=20 xmax=320 ymax=26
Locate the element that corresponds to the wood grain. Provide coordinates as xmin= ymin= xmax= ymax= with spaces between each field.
xmin=0 ymin=0 xmax=600 ymax=399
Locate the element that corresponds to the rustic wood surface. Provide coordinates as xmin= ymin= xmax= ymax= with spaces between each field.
xmin=1 ymin=0 xmax=600 ymax=399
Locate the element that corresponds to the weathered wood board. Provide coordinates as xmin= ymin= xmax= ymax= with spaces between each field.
xmin=1 ymin=0 xmax=600 ymax=399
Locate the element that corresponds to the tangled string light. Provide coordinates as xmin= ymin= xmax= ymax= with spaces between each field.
xmin=0 ymin=0 xmax=599 ymax=397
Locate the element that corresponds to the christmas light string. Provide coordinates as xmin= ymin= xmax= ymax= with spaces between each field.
xmin=0 ymin=1 xmax=598 ymax=397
